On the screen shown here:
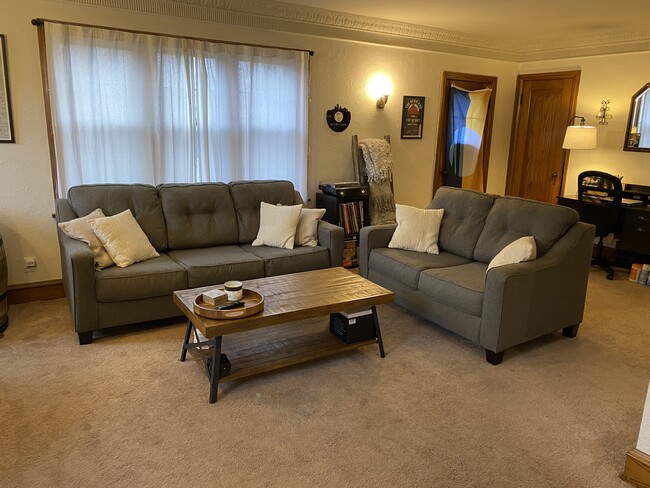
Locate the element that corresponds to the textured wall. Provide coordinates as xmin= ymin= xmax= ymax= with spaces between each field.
xmin=4 ymin=1 xmax=650 ymax=288
xmin=0 ymin=0 xmax=520 ymax=287
xmin=521 ymin=53 xmax=650 ymax=196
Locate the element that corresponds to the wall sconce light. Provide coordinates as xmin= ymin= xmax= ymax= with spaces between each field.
xmin=376 ymin=95 xmax=389 ymax=109
xmin=596 ymin=99 xmax=612 ymax=125
xmin=563 ymin=116 xmax=597 ymax=150
xmin=366 ymin=73 xmax=393 ymax=110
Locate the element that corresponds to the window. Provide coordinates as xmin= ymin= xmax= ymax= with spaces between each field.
xmin=43 ymin=23 xmax=309 ymax=196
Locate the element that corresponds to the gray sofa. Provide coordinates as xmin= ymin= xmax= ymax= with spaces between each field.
xmin=359 ymin=186 xmax=596 ymax=364
xmin=55 ymin=180 xmax=344 ymax=344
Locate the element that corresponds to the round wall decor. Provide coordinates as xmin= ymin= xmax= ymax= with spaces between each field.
xmin=326 ymin=104 xmax=351 ymax=132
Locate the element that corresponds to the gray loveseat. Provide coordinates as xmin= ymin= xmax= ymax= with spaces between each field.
xmin=55 ymin=180 xmax=344 ymax=344
xmin=359 ymin=186 xmax=596 ymax=364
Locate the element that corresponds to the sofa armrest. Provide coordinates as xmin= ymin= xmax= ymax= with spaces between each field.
xmin=55 ymin=199 xmax=99 ymax=334
xmin=358 ymin=224 xmax=397 ymax=278
xmin=317 ymin=220 xmax=344 ymax=267
xmin=480 ymin=222 xmax=596 ymax=353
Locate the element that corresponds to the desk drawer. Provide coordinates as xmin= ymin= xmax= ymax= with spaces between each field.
xmin=619 ymin=209 xmax=650 ymax=254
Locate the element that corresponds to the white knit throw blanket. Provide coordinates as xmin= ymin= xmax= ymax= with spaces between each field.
xmin=360 ymin=138 xmax=394 ymax=183
xmin=360 ymin=138 xmax=396 ymax=224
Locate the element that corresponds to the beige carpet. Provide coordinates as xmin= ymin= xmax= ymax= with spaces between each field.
xmin=1 ymin=269 xmax=649 ymax=487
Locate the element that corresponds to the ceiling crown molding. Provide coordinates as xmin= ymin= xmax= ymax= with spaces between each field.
xmin=57 ymin=0 xmax=520 ymax=60
xmin=58 ymin=0 xmax=650 ymax=62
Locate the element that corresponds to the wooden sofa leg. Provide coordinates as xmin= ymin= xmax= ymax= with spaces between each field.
xmin=78 ymin=331 xmax=93 ymax=345
xmin=485 ymin=350 xmax=504 ymax=365
xmin=562 ymin=324 xmax=580 ymax=338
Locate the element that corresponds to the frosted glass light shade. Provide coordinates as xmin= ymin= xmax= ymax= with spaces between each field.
xmin=562 ymin=125 xmax=597 ymax=149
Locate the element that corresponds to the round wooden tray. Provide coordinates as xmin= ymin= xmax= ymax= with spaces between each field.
xmin=193 ymin=289 xmax=264 ymax=320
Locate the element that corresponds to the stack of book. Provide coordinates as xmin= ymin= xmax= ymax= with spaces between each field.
xmin=338 ymin=201 xmax=364 ymax=236
xmin=343 ymin=239 xmax=358 ymax=268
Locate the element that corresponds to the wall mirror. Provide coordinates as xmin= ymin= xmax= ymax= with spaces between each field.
xmin=624 ymin=82 xmax=650 ymax=152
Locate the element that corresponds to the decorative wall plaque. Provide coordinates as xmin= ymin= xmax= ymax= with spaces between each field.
xmin=326 ymin=104 xmax=351 ymax=132
xmin=400 ymin=96 xmax=425 ymax=139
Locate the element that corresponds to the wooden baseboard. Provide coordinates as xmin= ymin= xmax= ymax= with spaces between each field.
xmin=622 ymin=449 xmax=650 ymax=488
xmin=7 ymin=280 xmax=65 ymax=305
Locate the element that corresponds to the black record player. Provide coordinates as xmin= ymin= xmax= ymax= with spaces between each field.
xmin=319 ymin=182 xmax=369 ymax=198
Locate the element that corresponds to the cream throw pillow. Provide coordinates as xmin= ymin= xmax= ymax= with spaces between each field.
xmin=487 ymin=236 xmax=537 ymax=273
xmin=252 ymin=202 xmax=303 ymax=249
xmin=388 ymin=204 xmax=444 ymax=254
xmin=295 ymin=208 xmax=326 ymax=247
xmin=88 ymin=209 xmax=159 ymax=268
xmin=58 ymin=208 xmax=114 ymax=270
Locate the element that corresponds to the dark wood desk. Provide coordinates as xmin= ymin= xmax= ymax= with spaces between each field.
xmin=557 ymin=195 xmax=650 ymax=258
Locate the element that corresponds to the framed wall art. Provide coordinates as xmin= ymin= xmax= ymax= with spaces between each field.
xmin=400 ymin=96 xmax=425 ymax=139
xmin=0 ymin=34 xmax=15 ymax=143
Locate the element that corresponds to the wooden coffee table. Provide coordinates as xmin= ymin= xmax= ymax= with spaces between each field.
xmin=173 ymin=267 xmax=394 ymax=403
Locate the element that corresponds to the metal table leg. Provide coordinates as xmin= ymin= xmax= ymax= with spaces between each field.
xmin=208 ymin=336 xmax=223 ymax=404
xmin=371 ymin=305 xmax=385 ymax=358
xmin=180 ymin=319 xmax=193 ymax=361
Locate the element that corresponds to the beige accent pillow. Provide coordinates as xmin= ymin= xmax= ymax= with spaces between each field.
xmin=388 ymin=204 xmax=444 ymax=254
xmin=295 ymin=208 xmax=326 ymax=247
xmin=88 ymin=209 xmax=159 ymax=268
xmin=487 ymin=236 xmax=537 ymax=272
xmin=252 ymin=202 xmax=303 ymax=249
xmin=58 ymin=208 xmax=114 ymax=270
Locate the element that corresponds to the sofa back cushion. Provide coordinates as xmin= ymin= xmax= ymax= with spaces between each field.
xmin=229 ymin=180 xmax=298 ymax=244
xmin=67 ymin=184 xmax=167 ymax=251
xmin=428 ymin=187 xmax=498 ymax=260
xmin=473 ymin=196 xmax=579 ymax=262
xmin=158 ymin=183 xmax=238 ymax=250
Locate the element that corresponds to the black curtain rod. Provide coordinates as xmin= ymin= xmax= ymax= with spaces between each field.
xmin=31 ymin=18 xmax=314 ymax=56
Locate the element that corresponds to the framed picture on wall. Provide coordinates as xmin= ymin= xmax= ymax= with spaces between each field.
xmin=0 ymin=34 xmax=15 ymax=143
xmin=400 ymin=96 xmax=425 ymax=139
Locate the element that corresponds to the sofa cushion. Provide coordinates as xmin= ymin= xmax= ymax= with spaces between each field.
xmin=68 ymin=184 xmax=167 ymax=251
xmin=58 ymin=208 xmax=114 ymax=270
xmin=487 ymin=236 xmax=537 ymax=272
xmin=418 ymin=262 xmax=488 ymax=317
xmin=167 ymin=246 xmax=264 ymax=288
xmin=240 ymin=244 xmax=330 ymax=277
xmin=428 ymin=187 xmax=497 ymax=259
xmin=369 ymin=248 xmax=471 ymax=289
xmin=229 ymin=180 xmax=297 ymax=244
xmin=295 ymin=208 xmax=326 ymax=247
xmin=474 ymin=196 xmax=579 ymax=263
xmin=388 ymin=205 xmax=444 ymax=254
xmin=95 ymin=253 xmax=187 ymax=302
xmin=88 ymin=209 xmax=160 ymax=268
xmin=252 ymin=202 xmax=303 ymax=249
xmin=158 ymin=183 xmax=238 ymax=250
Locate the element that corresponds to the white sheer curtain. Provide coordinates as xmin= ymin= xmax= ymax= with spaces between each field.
xmin=44 ymin=23 xmax=309 ymax=196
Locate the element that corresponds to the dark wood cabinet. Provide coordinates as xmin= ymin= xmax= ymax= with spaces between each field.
xmin=316 ymin=191 xmax=370 ymax=268
xmin=619 ymin=207 xmax=650 ymax=255
xmin=557 ymin=195 xmax=650 ymax=262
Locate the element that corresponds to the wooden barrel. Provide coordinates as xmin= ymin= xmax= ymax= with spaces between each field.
xmin=0 ymin=234 xmax=8 ymax=333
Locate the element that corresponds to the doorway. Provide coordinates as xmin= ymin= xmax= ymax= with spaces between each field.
xmin=433 ymin=72 xmax=498 ymax=198
xmin=505 ymin=71 xmax=581 ymax=203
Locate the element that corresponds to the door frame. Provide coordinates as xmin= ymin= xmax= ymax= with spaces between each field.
xmin=505 ymin=70 xmax=581 ymax=199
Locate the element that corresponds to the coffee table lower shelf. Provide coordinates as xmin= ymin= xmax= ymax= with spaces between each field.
xmin=182 ymin=318 xmax=382 ymax=402
xmin=222 ymin=320 xmax=377 ymax=382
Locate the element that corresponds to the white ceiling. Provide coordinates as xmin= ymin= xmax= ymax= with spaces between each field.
xmin=272 ymin=0 xmax=650 ymax=58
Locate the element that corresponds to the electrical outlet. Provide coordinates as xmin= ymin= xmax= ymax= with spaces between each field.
xmin=24 ymin=257 xmax=37 ymax=272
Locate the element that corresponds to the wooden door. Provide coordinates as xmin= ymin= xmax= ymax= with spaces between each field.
xmin=505 ymin=71 xmax=580 ymax=203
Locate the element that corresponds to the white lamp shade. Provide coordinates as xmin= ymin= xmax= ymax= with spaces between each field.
xmin=562 ymin=125 xmax=597 ymax=149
